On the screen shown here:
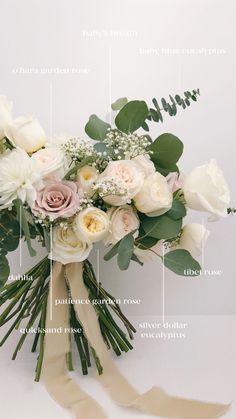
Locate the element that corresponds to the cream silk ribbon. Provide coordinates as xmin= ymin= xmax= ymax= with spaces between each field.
xmin=42 ymin=261 xmax=229 ymax=419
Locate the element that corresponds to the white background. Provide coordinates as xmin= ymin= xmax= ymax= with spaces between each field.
xmin=0 ymin=0 xmax=236 ymax=418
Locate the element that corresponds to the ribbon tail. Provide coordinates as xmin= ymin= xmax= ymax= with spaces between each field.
xmin=42 ymin=261 xmax=107 ymax=419
xmin=66 ymin=262 xmax=230 ymax=419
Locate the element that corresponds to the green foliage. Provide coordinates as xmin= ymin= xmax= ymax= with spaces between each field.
xmin=141 ymin=213 xmax=182 ymax=240
xmin=13 ymin=199 xmax=36 ymax=257
xmin=149 ymin=133 xmax=183 ymax=175
xmin=85 ymin=115 xmax=111 ymax=141
xmin=117 ymin=233 xmax=134 ymax=270
xmin=163 ymin=249 xmax=201 ymax=276
xmin=111 ymin=97 xmax=128 ymax=111
xmin=0 ymin=255 xmax=10 ymax=289
xmin=167 ymin=201 xmax=186 ymax=220
xmin=104 ymin=232 xmax=135 ymax=271
xmin=147 ymin=89 xmax=200 ymax=125
xmin=0 ymin=212 xmax=21 ymax=252
xmin=115 ymin=100 xmax=149 ymax=134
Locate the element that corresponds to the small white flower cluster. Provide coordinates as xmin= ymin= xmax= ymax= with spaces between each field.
xmin=77 ymin=197 xmax=94 ymax=211
xmin=93 ymin=178 xmax=129 ymax=200
xmin=61 ymin=138 xmax=95 ymax=162
xmin=61 ymin=137 xmax=110 ymax=171
xmin=104 ymin=129 xmax=151 ymax=159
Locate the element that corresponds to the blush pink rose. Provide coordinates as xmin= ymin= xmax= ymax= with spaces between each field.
xmin=166 ymin=172 xmax=184 ymax=193
xmin=33 ymin=180 xmax=80 ymax=220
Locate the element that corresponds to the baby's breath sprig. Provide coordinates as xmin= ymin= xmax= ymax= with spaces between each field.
xmin=104 ymin=128 xmax=151 ymax=160
xmin=92 ymin=178 xmax=129 ymax=201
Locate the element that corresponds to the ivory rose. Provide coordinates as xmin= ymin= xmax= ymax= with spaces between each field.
xmin=183 ymin=159 xmax=230 ymax=219
xmin=134 ymin=172 xmax=172 ymax=216
xmin=77 ymin=165 xmax=98 ymax=197
xmin=98 ymin=160 xmax=144 ymax=206
xmin=33 ymin=180 xmax=80 ymax=220
xmin=32 ymin=147 xmax=66 ymax=179
xmin=75 ymin=207 xmax=110 ymax=243
xmin=0 ymin=96 xmax=12 ymax=140
xmin=5 ymin=115 xmax=46 ymax=153
xmin=51 ymin=226 xmax=92 ymax=264
xmin=106 ymin=205 xmax=140 ymax=244
xmin=175 ymin=223 xmax=210 ymax=258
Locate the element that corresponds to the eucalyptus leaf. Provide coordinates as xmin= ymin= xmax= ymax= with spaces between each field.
xmin=167 ymin=201 xmax=186 ymax=220
xmin=85 ymin=114 xmax=110 ymax=141
xmin=104 ymin=241 xmax=120 ymax=261
xmin=141 ymin=214 xmax=182 ymax=239
xmin=111 ymin=97 xmax=128 ymax=111
xmin=150 ymin=133 xmax=183 ymax=168
xmin=115 ymin=100 xmax=149 ymax=134
xmin=117 ymin=233 xmax=134 ymax=270
xmin=163 ymin=249 xmax=201 ymax=276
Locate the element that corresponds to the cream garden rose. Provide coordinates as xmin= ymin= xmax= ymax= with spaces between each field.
xmin=5 ymin=115 xmax=46 ymax=153
xmin=51 ymin=226 xmax=92 ymax=264
xmin=0 ymin=96 xmax=12 ymax=140
xmin=106 ymin=205 xmax=140 ymax=244
xmin=77 ymin=165 xmax=98 ymax=197
xmin=32 ymin=147 xmax=66 ymax=179
xmin=134 ymin=172 xmax=173 ymax=216
xmin=75 ymin=207 xmax=110 ymax=243
xmin=183 ymin=159 xmax=230 ymax=219
xmin=132 ymin=154 xmax=156 ymax=178
xmin=175 ymin=223 xmax=210 ymax=258
xmin=98 ymin=160 xmax=144 ymax=206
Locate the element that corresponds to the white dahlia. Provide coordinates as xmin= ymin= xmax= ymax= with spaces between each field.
xmin=0 ymin=148 xmax=42 ymax=209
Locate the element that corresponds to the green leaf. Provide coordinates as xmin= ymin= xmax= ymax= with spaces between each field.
xmin=104 ymin=241 xmax=120 ymax=261
xmin=0 ymin=213 xmax=20 ymax=252
xmin=163 ymin=249 xmax=201 ymax=276
xmin=141 ymin=214 xmax=182 ymax=240
xmin=64 ymin=157 xmax=94 ymax=180
xmin=93 ymin=142 xmax=108 ymax=154
xmin=131 ymin=254 xmax=144 ymax=266
xmin=0 ymin=255 xmax=10 ymax=289
xmin=111 ymin=97 xmax=128 ymax=111
xmin=117 ymin=233 xmax=134 ymax=270
xmin=150 ymin=133 xmax=183 ymax=169
xmin=13 ymin=199 xmax=36 ymax=257
xmin=115 ymin=100 xmax=149 ymax=134
xmin=136 ymin=228 xmax=159 ymax=249
xmin=167 ymin=201 xmax=186 ymax=220
xmin=85 ymin=115 xmax=110 ymax=141
xmin=42 ymin=227 xmax=51 ymax=252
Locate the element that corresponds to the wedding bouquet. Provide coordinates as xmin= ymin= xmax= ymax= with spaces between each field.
xmin=0 ymin=91 xmax=231 ymax=419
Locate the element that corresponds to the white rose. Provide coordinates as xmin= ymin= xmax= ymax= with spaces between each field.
xmin=134 ymin=172 xmax=173 ymax=216
xmin=5 ymin=115 xmax=46 ymax=153
xmin=183 ymin=159 xmax=230 ymax=219
xmin=106 ymin=205 xmax=140 ymax=244
xmin=50 ymin=226 xmax=92 ymax=264
xmin=32 ymin=147 xmax=66 ymax=179
xmin=0 ymin=148 xmax=42 ymax=209
xmin=0 ymin=96 xmax=12 ymax=140
xmin=77 ymin=165 xmax=98 ymax=197
xmin=98 ymin=160 xmax=144 ymax=206
xmin=134 ymin=241 xmax=164 ymax=263
xmin=75 ymin=207 xmax=110 ymax=243
xmin=166 ymin=171 xmax=184 ymax=193
xmin=175 ymin=223 xmax=210 ymax=258
xmin=132 ymin=154 xmax=156 ymax=178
